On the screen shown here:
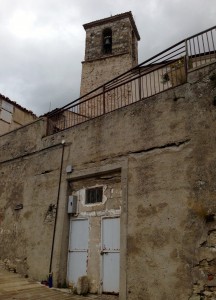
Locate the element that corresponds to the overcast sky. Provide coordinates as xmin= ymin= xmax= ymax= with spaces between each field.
xmin=0 ymin=0 xmax=215 ymax=116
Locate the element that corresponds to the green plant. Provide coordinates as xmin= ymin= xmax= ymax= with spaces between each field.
xmin=209 ymin=72 xmax=216 ymax=81
xmin=161 ymin=72 xmax=170 ymax=84
xmin=171 ymin=57 xmax=184 ymax=69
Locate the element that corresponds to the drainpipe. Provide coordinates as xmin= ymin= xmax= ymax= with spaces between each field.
xmin=49 ymin=140 xmax=65 ymax=286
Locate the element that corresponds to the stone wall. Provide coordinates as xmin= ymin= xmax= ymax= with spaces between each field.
xmin=79 ymin=14 xmax=139 ymax=124
xmin=0 ymin=63 xmax=216 ymax=299
xmin=80 ymin=53 xmax=133 ymax=97
xmin=80 ymin=15 xmax=138 ymax=97
xmin=83 ymin=17 xmax=137 ymax=63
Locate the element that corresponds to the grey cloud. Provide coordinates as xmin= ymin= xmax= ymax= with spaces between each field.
xmin=0 ymin=0 xmax=215 ymax=115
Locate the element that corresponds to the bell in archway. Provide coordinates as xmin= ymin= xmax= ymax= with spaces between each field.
xmin=104 ymin=36 xmax=111 ymax=45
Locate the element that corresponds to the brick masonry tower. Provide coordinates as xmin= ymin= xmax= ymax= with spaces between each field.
xmin=80 ymin=11 xmax=140 ymax=97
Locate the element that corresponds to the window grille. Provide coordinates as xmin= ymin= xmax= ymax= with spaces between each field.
xmin=86 ymin=187 xmax=103 ymax=204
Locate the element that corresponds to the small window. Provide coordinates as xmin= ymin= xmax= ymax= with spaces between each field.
xmin=103 ymin=28 xmax=112 ymax=54
xmin=86 ymin=187 xmax=103 ymax=204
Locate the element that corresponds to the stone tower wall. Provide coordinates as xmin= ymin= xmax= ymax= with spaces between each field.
xmin=80 ymin=14 xmax=139 ymax=97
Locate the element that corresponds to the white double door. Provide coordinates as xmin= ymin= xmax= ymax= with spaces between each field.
xmin=67 ymin=217 xmax=120 ymax=294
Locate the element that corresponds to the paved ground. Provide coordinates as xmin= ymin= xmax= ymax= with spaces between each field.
xmin=0 ymin=267 xmax=118 ymax=300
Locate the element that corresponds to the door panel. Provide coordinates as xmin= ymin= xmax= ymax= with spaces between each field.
xmin=67 ymin=219 xmax=89 ymax=286
xmin=102 ymin=218 xmax=120 ymax=250
xmin=101 ymin=217 xmax=120 ymax=294
xmin=102 ymin=252 xmax=120 ymax=293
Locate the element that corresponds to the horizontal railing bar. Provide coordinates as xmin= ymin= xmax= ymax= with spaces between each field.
xmin=106 ymin=48 xmax=185 ymax=90
xmin=187 ymin=49 xmax=216 ymax=58
xmin=48 ymin=26 xmax=216 ymax=118
xmin=48 ymin=27 xmax=215 ymax=118
xmin=47 ymin=88 xmax=103 ymax=118
xmin=69 ymin=110 xmax=90 ymax=119
xmin=185 ymin=26 xmax=216 ymax=42
xmin=46 ymin=25 xmax=216 ymax=135
xmin=53 ymin=59 xmax=183 ymax=114
xmin=48 ymin=80 xmax=188 ymax=136
xmin=105 ymin=44 xmax=186 ymax=89
xmin=48 ymin=46 xmax=188 ymax=117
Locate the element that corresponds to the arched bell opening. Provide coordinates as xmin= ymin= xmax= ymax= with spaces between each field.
xmin=102 ymin=28 xmax=112 ymax=54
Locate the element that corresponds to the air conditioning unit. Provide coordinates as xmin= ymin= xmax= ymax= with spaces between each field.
xmin=68 ymin=195 xmax=77 ymax=214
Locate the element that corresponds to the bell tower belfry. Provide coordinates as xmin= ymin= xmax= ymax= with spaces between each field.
xmin=80 ymin=11 xmax=140 ymax=96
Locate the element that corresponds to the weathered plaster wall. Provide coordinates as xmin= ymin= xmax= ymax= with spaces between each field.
xmin=0 ymin=118 xmax=46 ymax=160
xmin=0 ymin=63 xmax=216 ymax=299
xmin=0 ymin=119 xmax=63 ymax=280
xmin=0 ymin=147 xmax=62 ymax=279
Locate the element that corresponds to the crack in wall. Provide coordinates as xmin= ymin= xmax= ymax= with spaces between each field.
xmin=41 ymin=169 xmax=54 ymax=175
xmin=80 ymin=139 xmax=191 ymax=167
xmin=129 ymin=139 xmax=191 ymax=155
xmin=34 ymin=168 xmax=58 ymax=176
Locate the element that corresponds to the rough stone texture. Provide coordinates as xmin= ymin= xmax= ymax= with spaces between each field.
xmin=80 ymin=15 xmax=139 ymax=97
xmin=83 ymin=16 xmax=138 ymax=63
xmin=0 ymin=63 xmax=216 ymax=300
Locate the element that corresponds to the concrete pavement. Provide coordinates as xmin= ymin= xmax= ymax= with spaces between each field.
xmin=0 ymin=267 xmax=118 ymax=300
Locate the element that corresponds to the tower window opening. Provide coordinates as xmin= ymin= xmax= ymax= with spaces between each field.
xmin=103 ymin=28 xmax=112 ymax=54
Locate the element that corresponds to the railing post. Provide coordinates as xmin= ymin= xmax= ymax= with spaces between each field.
xmin=103 ymin=85 xmax=106 ymax=114
xmin=184 ymin=39 xmax=189 ymax=81
xmin=138 ymin=68 xmax=142 ymax=100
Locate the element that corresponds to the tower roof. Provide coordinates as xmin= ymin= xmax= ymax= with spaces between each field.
xmin=83 ymin=11 xmax=140 ymax=41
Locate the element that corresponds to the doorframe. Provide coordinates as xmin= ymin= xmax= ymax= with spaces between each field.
xmin=100 ymin=215 xmax=120 ymax=294
xmin=66 ymin=217 xmax=89 ymax=286
xmin=65 ymin=160 xmax=128 ymax=300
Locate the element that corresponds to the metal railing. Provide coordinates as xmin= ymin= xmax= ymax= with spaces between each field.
xmin=46 ymin=25 xmax=216 ymax=135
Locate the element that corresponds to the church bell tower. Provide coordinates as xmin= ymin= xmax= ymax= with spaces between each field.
xmin=80 ymin=11 xmax=140 ymax=96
